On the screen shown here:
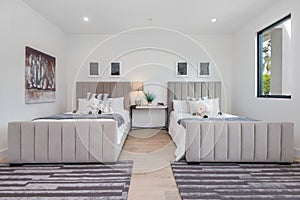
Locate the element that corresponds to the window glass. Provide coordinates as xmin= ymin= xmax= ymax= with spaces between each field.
xmin=257 ymin=14 xmax=291 ymax=98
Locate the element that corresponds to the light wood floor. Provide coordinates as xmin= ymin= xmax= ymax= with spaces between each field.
xmin=119 ymin=129 xmax=181 ymax=200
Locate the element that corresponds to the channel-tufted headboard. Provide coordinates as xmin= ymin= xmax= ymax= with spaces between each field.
xmin=76 ymin=82 xmax=131 ymax=110
xmin=167 ymin=81 xmax=222 ymax=115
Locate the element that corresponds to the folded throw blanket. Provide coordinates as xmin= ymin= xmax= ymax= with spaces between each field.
xmin=33 ymin=113 xmax=125 ymax=127
xmin=178 ymin=117 xmax=258 ymax=128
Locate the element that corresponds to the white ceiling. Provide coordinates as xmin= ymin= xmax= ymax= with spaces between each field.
xmin=23 ymin=0 xmax=281 ymax=35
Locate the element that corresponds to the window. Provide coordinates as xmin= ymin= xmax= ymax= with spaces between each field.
xmin=257 ymin=14 xmax=291 ymax=98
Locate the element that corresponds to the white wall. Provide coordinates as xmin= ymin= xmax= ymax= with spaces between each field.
xmin=66 ymin=33 xmax=233 ymax=111
xmin=232 ymin=0 xmax=300 ymax=153
xmin=66 ymin=33 xmax=232 ymax=126
xmin=0 ymin=0 xmax=67 ymax=159
xmin=1 ymin=0 xmax=298 ymax=159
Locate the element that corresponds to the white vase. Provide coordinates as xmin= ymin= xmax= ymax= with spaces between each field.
xmin=135 ymin=96 xmax=142 ymax=106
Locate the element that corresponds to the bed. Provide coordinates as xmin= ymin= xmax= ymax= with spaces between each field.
xmin=8 ymin=82 xmax=131 ymax=164
xmin=167 ymin=81 xmax=294 ymax=163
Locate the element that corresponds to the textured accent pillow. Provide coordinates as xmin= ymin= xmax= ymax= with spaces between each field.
xmin=187 ymin=96 xmax=209 ymax=101
xmin=86 ymin=92 xmax=97 ymax=100
xmin=97 ymin=93 xmax=109 ymax=102
xmin=198 ymin=101 xmax=209 ymax=115
xmin=187 ymin=96 xmax=201 ymax=101
xmin=98 ymin=101 xmax=112 ymax=113
xmin=173 ymin=100 xmax=189 ymax=113
xmin=88 ymin=97 xmax=100 ymax=114
xmin=188 ymin=100 xmax=210 ymax=116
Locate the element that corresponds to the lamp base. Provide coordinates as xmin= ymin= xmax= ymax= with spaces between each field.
xmin=135 ymin=97 xmax=142 ymax=106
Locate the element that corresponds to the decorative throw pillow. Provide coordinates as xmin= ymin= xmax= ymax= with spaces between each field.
xmin=197 ymin=101 xmax=210 ymax=115
xmin=98 ymin=101 xmax=112 ymax=113
xmin=97 ymin=93 xmax=109 ymax=102
xmin=187 ymin=96 xmax=201 ymax=101
xmin=187 ymin=96 xmax=209 ymax=101
xmin=88 ymin=97 xmax=100 ymax=114
xmin=86 ymin=92 xmax=97 ymax=100
xmin=188 ymin=100 xmax=210 ymax=116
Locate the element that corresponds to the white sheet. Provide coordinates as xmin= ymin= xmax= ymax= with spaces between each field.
xmin=168 ymin=111 xmax=237 ymax=161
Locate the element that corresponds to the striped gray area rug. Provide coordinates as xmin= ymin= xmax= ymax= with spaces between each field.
xmin=0 ymin=161 xmax=133 ymax=200
xmin=171 ymin=161 xmax=300 ymax=199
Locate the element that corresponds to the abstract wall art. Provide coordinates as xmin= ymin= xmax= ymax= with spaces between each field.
xmin=176 ymin=61 xmax=188 ymax=77
xmin=110 ymin=61 xmax=121 ymax=77
xmin=25 ymin=46 xmax=56 ymax=104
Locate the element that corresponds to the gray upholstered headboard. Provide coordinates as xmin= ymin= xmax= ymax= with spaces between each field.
xmin=76 ymin=82 xmax=131 ymax=110
xmin=167 ymin=81 xmax=222 ymax=114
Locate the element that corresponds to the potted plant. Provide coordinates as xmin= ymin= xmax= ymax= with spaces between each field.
xmin=144 ymin=91 xmax=156 ymax=105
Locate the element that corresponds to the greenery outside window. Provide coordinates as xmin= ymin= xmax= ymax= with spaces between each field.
xmin=257 ymin=14 xmax=292 ymax=99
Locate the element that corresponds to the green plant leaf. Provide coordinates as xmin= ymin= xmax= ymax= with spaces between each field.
xmin=143 ymin=91 xmax=156 ymax=102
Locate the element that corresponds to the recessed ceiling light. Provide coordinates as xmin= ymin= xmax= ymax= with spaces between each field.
xmin=211 ymin=18 xmax=217 ymax=23
xmin=83 ymin=17 xmax=89 ymax=22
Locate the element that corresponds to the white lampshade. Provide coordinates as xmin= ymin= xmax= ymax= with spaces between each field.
xmin=132 ymin=81 xmax=144 ymax=91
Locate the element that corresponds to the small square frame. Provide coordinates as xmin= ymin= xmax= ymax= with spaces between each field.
xmin=110 ymin=61 xmax=122 ymax=77
xmin=198 ymin=62 xmax=210 ymax=77
xmin=88 ymin=62 xmax=100 ymax=77
xmin=176 ymin=61 xmax=188 ymax=77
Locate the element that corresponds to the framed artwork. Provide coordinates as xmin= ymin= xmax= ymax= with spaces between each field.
xmin=198 ymin=62 xmax=210 ymax=77
xmin=25 ymin=46 xmax=56 ymax=104
xmin=176 ymin=61 xmax=188 ymax=77
xmin=88 ymin=62 xmax=100 ymax=77
xmin=110 ymin=61 xmax=121 ymax=77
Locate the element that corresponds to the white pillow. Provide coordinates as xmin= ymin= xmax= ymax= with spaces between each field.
xmin=173 ymin=100 xmax=189 ymax=113
xmin=77 ymin=99 xmax=91 ymax=114
xmin=108 ymin=97 xmax=124 ymax=113
xmin=188 ymin=101 xmax=200 ymax=114
xmin=204 ymin=98 xmax=220 ymax=117
xmin=201 ymin=96 xmax=209 ymax=101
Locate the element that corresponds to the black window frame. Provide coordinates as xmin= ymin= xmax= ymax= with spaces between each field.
xmin=257 ymin=14 xmax=292 ymax=99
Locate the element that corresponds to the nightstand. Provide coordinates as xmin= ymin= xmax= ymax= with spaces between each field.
xmin=130 ymin=105 xmax=168 ymax=130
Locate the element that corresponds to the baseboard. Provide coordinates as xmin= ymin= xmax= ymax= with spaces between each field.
xmin=0 ymin=148 xmax=7 ymax=161
xmin=294 ymin=147 xmax=300 ymax=160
